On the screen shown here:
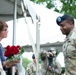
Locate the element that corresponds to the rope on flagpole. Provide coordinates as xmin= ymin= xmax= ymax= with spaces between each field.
xmin=20 ymin=1 xmax=41 ymax=75
xmin=20 ymin=0 xmax=36 ymax=56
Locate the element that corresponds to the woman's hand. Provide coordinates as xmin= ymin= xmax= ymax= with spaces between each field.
xmin=12 ymin=60 xmax=20 ymax=63
xmin=4 ymin=60 xmax=20 ymax=68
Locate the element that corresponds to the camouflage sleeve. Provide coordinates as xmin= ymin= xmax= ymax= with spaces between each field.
xmin=66 ymin=34 xmax=76 ymax=57
xmin=54 ymin=59 xmax=62 ymax=74
xmin=64 ymin=29 xmax=76 ymax=74
xmin=26 ymin=63 xmax=33 ymax=75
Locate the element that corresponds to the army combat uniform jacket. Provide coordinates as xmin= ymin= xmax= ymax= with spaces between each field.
xmin=26 ymin=61 xmax=36 ymax=75
xmin=63 ymin=28 xmax=76 ymax=75
xmin=26 ymin=61 xmax=41 ymax=75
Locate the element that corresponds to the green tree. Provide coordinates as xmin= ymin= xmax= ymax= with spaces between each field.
xmin=59 ymin=0 xmax=76 ymax=18
xmin=30 ymin=0 xmax=56 ymax=9
xmin=31 ymin=0 xmax=76 ymax=18
xmin=22 ymin=57 xmax=32 ymax=70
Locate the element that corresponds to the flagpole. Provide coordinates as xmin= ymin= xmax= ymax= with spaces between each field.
xmin=36 ymin=16 xmax=40 ymax=75
xmin=12 ymin=0 xmax=17 ymax=75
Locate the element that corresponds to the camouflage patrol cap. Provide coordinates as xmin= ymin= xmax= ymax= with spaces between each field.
xmin=49 ymin=47 xmax=56 ymax=51
xmin=32 ymin=54 xmax=35 ymax=59
xmin=56 ymin=14 xmax=74 ymax=26
xmin=49 ymin=47 xmax=56 ymax=54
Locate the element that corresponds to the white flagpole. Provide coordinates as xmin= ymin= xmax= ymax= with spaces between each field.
xmin=12 ymin=0 xmax=17 ymax=75
xmin=36 ymin=16 xmax=40 ymax=75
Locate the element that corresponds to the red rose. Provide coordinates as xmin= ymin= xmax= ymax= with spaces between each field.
xmin=4 ymin=45 xmax=20 ymax=57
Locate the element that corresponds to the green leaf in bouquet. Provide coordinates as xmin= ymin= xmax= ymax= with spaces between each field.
xmin=19 ymin=47 xmax=25 ymax=54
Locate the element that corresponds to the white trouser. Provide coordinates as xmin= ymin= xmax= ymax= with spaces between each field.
xmin=16 ymin=57 xmax=25 ymax=75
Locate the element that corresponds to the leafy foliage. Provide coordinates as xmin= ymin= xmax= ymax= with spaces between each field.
xmin=30 ymin=0 xmax=56 ymax=8
xmin=59 ymin=0 xmax=76 ymax=18
xmin=30 ymin=0 xmax=76 ymax=18
xmin=22 ymin=57 xmax=32 ymax=69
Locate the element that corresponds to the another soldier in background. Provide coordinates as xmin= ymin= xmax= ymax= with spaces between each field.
xmin=56 ymin=14 xmax=76 ymax=75
xmin=26 ymin=54 xmax=37 ymax=75
xmin=40 ymin=48 xmax=62 ymax=75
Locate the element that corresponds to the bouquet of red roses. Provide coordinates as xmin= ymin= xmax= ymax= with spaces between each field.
xmin=4 ymin=45 xmax=24 ymax=62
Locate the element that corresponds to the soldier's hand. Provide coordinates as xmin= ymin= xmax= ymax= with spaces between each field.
xmin=46 ymin=52 xmax=53 ymax=57
xmin=48 ymin=66 xmax=52 ymax=71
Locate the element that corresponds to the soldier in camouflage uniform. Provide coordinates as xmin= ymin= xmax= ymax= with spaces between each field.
xmin=40 ymin=48 xmax=62 ymax=75
xmin=26 ymin=54 xmax=36 ymax=75
xmin=56 ymin=14 xmax=76 ymax=75
xmin=26 ymin=54 xmax=41 ymax=75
